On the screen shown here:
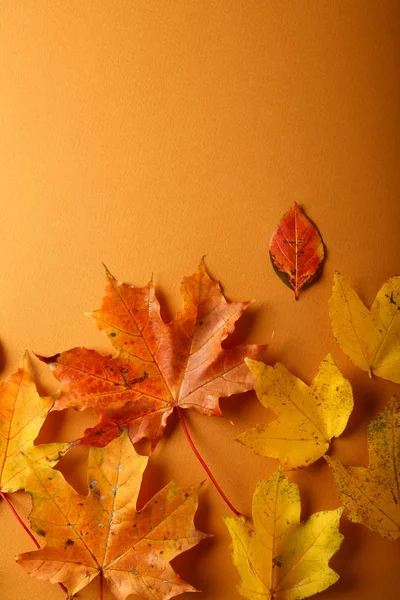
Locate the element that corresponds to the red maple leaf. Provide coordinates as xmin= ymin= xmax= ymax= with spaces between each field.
xmin=40 ymin=261 xmax=265 ymax=449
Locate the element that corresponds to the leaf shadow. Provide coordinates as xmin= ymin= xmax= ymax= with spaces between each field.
xmin=155 ymin=287 xmax=176 ymax=324
xmin=163 ymin=408 xmax=179 ymax=443
xmin=171 ymin=490 xmax=214 ymax=595
xmin=0 ymin=338 xmax=6 ymax=376
xmin=26 ymin=351 xmax=58 ymax=397
xmin=328 ymin=519 xmax=366 ymax=595
xmin=171 ymin=535 xmax=214 ymax=595
xmin=54 ymin=444 xmax=90 ymax=495
xmin=136 ymin=457 xmax=169 ymax=511
xmin=222 ymin=306 xmax=263 ymax=349
xmin=220 ymin=389 xmax=258 ymax=423
xmin=35 ymin=408 xmax=70 ymax=444
xmin=340 ymin=375 xmax=382 ymax=439
xmin=293 ymin=458 xmax=328 ymax=520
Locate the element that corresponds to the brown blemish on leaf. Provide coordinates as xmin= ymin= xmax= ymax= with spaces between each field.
xmin=327 ymin=395 xmax=400 ymax=539
xmin=16 ymin=430 xmax=208 ymax=598
xmin=225 ymin=470 xmax=343 ymax=599
xmin=238 ymin=355 xmax=353 ymax=469
xmin=37 ymin=262 xmax=266 ymax=449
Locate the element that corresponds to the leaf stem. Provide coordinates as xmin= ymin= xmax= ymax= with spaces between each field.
xmin=0 ymin=491 xmax=40 ymax=548
xmin=176 ymin=407 xmax=242 ymax=518
xmin=0 ymin=491 xmax=68 ymax=595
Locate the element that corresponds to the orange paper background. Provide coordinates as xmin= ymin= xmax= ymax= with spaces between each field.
xmin=1 ymin=2 xmax=400 ymax=599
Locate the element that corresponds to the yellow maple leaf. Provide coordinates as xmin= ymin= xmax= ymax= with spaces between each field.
xmin=225 ymin=469 xmax=343 ymax=600
xmin=0 ymin=355 xmax=70 ymax=494
xmin=237 ymin=355 xmax=353 ymax=469
xmin=326 ymin=395 xmax=400 ymax=539
xmin=329 ymin=271 xmax=400 ymax=383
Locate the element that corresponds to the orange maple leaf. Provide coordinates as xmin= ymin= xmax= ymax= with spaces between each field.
xmin=39 ymin=261 xmax=265 ymax=448
xmin=17 ymin=429 xmax=207 ymax=600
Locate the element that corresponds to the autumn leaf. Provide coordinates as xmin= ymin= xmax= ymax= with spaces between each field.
xmin=0 ymin=355 xmax=70 ymax=494
xmin=39 ymin=260 xmax=265 ymax=448
xmin=237 ymin=355 xmax=353 ymax=469
xmin=225 ymin=469 xmax=343 ymax=600
xmin=17 ymin=428 xmax=208 ymax=599
xmin=326 ymin=395 xmax=400 ymax=539
xmin=329 ymin=271 xmax=400 ymax=383
xmin=269 ymin=202 xmax=325 ymax=300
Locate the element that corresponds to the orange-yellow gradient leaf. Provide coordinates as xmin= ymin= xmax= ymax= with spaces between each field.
xmin=225 ymin=470 xmax=343 ymax=600
xmin=237 ymin=355 xmax=353 ymax=469
xmin=0 ymin=355 xmax=70 ymax=494
xmin=17 ymin=429 xmax=208 ymax=600
xmin=326 ymin=395 xmax=400 ymax=539
xmin=329 ymin=271 xmax=400 ymax=383
xmin=39 ymin=260 xmax=265 ymax=448
xmin=269 ymin=203 xmax=325 ymax=300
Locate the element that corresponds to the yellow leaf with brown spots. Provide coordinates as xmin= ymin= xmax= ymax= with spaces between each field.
xmin=237 ymin=355 xmax=353 ymax=469
xmin=16 ymin=429 xmax=208 ymax=600
xmin=0 ymin=356 xmax=69 ymax=494
xmin=329 ymin=271 xmax=400 ymax=383
xmin=326 ymin=395 xmax=400 ymax=539
xmin=225 ymin=469 xmax=343 ymax=600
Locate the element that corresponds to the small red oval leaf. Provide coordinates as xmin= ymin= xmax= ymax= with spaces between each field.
xmin=269 ymin=202 xmax=325 ymax=299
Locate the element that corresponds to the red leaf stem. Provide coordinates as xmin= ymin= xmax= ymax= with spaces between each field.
xmin=0 ymin=491 xmax=68 ymax=595
xmin=177 ymin=407 xmax=242 ymax=518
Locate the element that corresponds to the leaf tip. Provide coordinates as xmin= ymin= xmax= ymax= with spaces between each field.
xmin=35 ymin=352 xmax=61 ymax=367
xmin=197 ymin=256 xmax=211 ymax=279
xmin=19 ymin=351 xmax=30 ymax=370
xmin=333 ymin=270 xmax=342 ymax=283
xmin=244 ymin=357 xmax=260 ymax=374
xmin=102 ymin=263 xmax=116 ymax=281
xmin=199 ymin=254 xmax=207 ymax=268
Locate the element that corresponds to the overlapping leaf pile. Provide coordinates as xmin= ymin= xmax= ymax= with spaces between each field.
xmin=1 ymin=245 xmax=399 ymax=600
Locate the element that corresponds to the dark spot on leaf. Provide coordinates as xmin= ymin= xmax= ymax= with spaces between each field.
xmin=386 ymin=292 xmax=396 ymax=305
